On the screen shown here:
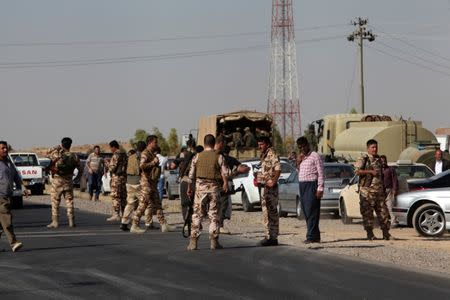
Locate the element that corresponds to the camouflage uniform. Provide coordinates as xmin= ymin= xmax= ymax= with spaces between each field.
xmin=258 ymin=147 xmax=281 ymax=240
xmin=189 ymin=151 xmax=229 ymax=239
xmin=108 ymin=150 xmax=128 ymax=216
xmin=355 ymin=154 xmax=391 ymax=232
xmin=47 ymin=146 xmax=80 ymax=223
xmin=132 ymin=149 xmax=166 ymax=226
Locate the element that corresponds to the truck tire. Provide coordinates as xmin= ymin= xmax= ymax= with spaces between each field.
xmin=242 ymin=192 xmax=254 ymax=212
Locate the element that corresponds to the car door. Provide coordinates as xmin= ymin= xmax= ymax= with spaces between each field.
xmin=279 ymin=170 xmax=298 ymax=213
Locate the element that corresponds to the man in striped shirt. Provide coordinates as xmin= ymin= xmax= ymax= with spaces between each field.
xmin=296 ymin=136 xmax=324 ymax=244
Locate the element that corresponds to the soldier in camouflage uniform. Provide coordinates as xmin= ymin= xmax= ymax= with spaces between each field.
xmin=355 ymin=139 xmax=391 ymax=240
xmin=186 ymin=134 xmax=230 ymax=251
xmin=47 ymin=137 xmax=81 ymax=229
xmin=106 ymin=140 xmax=128 ymax=222
xmin=130 ymin=135 xmax=172 ymax=234
xmin=257 ymin=136 xmax=281 ymax=246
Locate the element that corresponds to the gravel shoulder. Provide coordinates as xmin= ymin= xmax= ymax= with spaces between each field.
xmin=25 ymin=190 xmax=450 ymax=277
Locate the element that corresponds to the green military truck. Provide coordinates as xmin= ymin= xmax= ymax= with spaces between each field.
xmin=197 ymin=110 xmax=273 ymax=160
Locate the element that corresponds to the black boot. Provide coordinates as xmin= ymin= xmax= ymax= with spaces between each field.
xmin=120 ymin=223 xmax=129 ymax=232
xmin=382 ymin=229 xmax=391 ymax=240
xmin=366 ymin=229 xmax=376 ymax=241
xmin=258 ymin=238 xmax=278 ymax=247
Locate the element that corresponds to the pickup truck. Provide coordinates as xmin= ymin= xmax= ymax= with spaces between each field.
xmin=9 ymin=152 xmax=45 ymax=195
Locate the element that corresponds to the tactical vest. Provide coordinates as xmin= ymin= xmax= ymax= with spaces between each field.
xmin=142 ymin=149 xmax=160 ymax=181
xmin=56 ymin=152 xmax=78 ymax=176
xmin=112 ymin=152 xmax=127 ymax=176
xmin=126 ymin=153 xmax=140 ymax=176
xmin=196 ymin=151 xmax=221 ymax=181
xmin=359 ymin=155 xmax=376 ymax=188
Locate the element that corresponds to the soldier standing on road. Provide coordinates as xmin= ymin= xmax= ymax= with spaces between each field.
xmin=0 ymin=141 xmax=27 ymax=252
xmin=186 ymin=134 xmax=230 ymax=250
xmin=130 ymin=135 xmax=172 ymax=234
xmin=120 ymin=141 xmax=146 ymax=231
xmin=355 ymin=139 xmax=391 ymax=240
xmin=106 ymin=140 xmax=128 ymax=222
xmin=214 ymin=137 xmax=249 ymax=234
xmin=47 ymin=137 xmax=81 ymax=228
xmin=256 ymin=136 xmax=281 ymax=246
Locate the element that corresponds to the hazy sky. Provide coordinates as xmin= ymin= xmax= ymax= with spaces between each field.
xmin=1 ymin=0 xmax=450 ymax=149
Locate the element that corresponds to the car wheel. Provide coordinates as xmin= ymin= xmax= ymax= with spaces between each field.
xmin=340 ymin=199 xmax=353 ymax=224
xmin=242 ymin=191 xmax=254 ymax=212
xmin=11 ymin=196 xmax=23 ymax=209
xmin=277 ymin=202 xmax=288 ymax=218
xmin=296 ymin=198 xmax=304 ymax=220
xmin=412 ymin=203 xmax=445 ymax=237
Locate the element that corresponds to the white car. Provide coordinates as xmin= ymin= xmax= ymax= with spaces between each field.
xmin=230 ymin=159 xmax=295 ymax=212
xmin=9 ymin=152 xmax=45 ymax=195
xmin=339 ymin=161 xmax=434 ymax=224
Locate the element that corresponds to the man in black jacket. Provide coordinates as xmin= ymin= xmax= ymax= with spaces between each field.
xmin=432 ymin=149 xmax=450 ymax=175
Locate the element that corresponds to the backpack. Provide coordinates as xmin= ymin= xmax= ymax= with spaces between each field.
xmin=56 ymin=152 xmax=78 ymax=176
xmin=127 ymin=153 xmax=140 ymax=176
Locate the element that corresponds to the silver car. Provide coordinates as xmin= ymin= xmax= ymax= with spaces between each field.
xmin=278 ymin=162 xmax=354 ymax=218
xmin=394 ymin=187 xmax=450 ymax=237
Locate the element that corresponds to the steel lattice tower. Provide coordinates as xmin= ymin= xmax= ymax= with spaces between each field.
xmin=267 ymin=0 xmax=301 ymax=142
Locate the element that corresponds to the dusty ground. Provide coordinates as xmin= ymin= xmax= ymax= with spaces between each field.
xmin=29 ymin=189 xmax=450 ymax=276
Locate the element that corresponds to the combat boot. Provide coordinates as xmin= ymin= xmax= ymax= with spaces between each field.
xmin=68 ymin=217 xmax=76 ymax=228
xmin=366 ymin=229 xmax=376 ymax=241
xmin=94 ymin=195 xmax=99 ymax=201
xmin=187 ymin=237 xmax=198 ymax=251
xmin=47 ymin=217 xmax=59 ymax=229
xmin=130 ymin=224 xmax=146 ymax=234
xmin=161 ymin=222 xmax=174 ymax=233
xmin=382 ymin=229 xmax=391 ymax=241
xmin=106 ymin=213 xmax=121 ymax=222
xmin=120 ymin=223 xmax=129 ymax=231
xmin=210 ymin=235 xmax=223 ymax=250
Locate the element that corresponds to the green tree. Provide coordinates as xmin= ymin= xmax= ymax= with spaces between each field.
xmin=167 ymin=128 xmax=180 ymax=156
xmin=272 ymin=126 xmax=285 ymax=156
xmin=349 ymin=107 xmax=358 ymax=114
xmin=130 ymin=129 xmax=149 ymax=148
xmin=152 ymin=127 xmax=169 ymax=156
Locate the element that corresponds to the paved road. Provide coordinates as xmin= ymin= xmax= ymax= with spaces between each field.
xmin=1 ymin=201 xmax=450 ymax=299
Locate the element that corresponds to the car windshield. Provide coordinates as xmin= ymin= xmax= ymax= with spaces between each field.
xmin=324 ymin=165 xmax=354 ymax=179
xmin=39 ymin=159 xmax=51 ymax=167
xmin=392 ymin=165 xmax=434 ymax=179
xmin=11 ymin=154 xmax=39 ymax=167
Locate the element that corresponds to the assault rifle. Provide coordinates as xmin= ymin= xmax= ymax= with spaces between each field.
xmin=182 ymin=184 xmax=244 ymax=238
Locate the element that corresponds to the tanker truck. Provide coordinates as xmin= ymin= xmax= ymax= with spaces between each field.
xmin=312 ymin=114 xmax=440 ymax=166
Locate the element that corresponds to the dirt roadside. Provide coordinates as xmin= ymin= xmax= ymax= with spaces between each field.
xmin=28 ymin=190 xmax=450 ymax=277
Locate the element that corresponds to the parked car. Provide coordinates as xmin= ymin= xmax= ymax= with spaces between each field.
xmin=9 ymin=152 xmax=45 ymax=195
xmin=407 ymin=169 xmax=450 ymax=191
xmin=339 ymin=161 xmax=434 ymax=224
xmin=230 ymin=159 xmax=295 ymax=212
xmin=278 ymin=163 xmax=355 ymax=219
xmin=394 ymin=187 xmax=450 ymax=237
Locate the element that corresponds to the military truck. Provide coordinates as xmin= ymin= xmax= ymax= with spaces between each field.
xmin=310 ymin=114 xmax=440 ymax=166
xmin=197 ymin=110 xmax=273 ymax=159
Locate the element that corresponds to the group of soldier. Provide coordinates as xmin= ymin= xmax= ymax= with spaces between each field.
xmin=219 ymin=126 xmax=270 ymax=149
xmin=0 ymin=131 xmax=394 ymax=253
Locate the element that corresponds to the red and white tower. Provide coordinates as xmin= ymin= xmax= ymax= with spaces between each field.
xmin=267 ymin=0 xmax=301 ymax=142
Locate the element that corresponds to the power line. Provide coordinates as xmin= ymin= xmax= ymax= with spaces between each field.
xmin=0 ymin=24 xmax=348 ymax=48
xmin=0 ymin=35 xmax=344 ymax=69
xmin=366 ymin=44 xmax=450 ymax=78
xmin=376 ymin=40 xmax=450 ymax=71
xmin=370 ymin=25 xmax=450 ymax=63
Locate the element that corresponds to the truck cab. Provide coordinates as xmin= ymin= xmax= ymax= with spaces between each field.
xmin=9 ymin=152 xmax=45 ymax=195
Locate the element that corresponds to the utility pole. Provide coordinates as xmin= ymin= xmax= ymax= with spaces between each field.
xmin=347 ymin=18 xmax=375 ymax=114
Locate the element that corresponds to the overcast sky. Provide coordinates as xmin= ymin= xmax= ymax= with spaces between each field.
xmin=1 ymin=0 xmax=450 ymax=149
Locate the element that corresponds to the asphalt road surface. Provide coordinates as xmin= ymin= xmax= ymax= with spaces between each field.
xmin=1 ymin=201 xmax=450 ymax=299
